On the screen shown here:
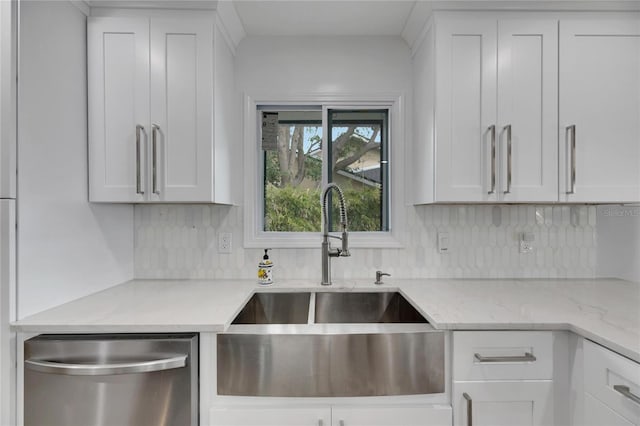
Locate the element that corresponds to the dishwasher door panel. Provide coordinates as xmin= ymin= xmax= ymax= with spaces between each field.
xmin=24 ymin=333 xmax=198 ymax=426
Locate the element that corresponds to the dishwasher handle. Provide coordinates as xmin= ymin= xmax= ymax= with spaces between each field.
xmin=25 ymin=354 xmax=187 ymax=376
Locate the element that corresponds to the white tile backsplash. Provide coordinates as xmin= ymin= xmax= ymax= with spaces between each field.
xmin=134 ymin=205 xmax=597 ymax=280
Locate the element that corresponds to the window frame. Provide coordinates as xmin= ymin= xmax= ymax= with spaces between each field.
xmin=243 ymin=93 xmax=405 ymax=249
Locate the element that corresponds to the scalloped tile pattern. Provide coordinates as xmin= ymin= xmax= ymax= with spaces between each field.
xmin=134 ymin=205 xmax=597 ymax=280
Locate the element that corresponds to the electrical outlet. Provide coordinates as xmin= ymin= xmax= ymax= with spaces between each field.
xmin=218 ymin=232 xmax=232 ymax=253
xmin=519 ymin=232 xmax=535 ymax=254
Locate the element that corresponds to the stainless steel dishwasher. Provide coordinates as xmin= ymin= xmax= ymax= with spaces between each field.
xmin=24 ymin=333 xmax=198 ymax=426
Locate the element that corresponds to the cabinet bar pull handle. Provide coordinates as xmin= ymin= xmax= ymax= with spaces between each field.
xmin=504 ymin=124 xmax=512 ymax=194
xmin=566 ymin=125 xmax=576 ymax=194
xmin=317 ymin=420 xmax=323 ymax=426
xmin=488 ymin=125 xmax=496 ymax=194
xmin=135 ymin=124 xmax=145 ymax=195
xmin=614 ymin=385 xmax=640 ymax=405
xmin=152 ymin=124 xmax=160 ymax=195
xmin=339 ymin=421 xmax=345 ymax=426
xmin=474 ymin=352 xmax=536 ymax=363
xmin=463 ymin=392 xmax=472 ymax=426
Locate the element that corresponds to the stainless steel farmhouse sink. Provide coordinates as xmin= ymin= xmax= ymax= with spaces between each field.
xmin=218 ymin=291 xmax=444 ymax=397
xmin=314 ymin=291 xmax=427 ymax=323
xmin=231 ymin=292 xmax=311 ymax=324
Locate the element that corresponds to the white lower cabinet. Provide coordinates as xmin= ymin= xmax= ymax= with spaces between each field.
xmin=209 ymin=406 xmax=331 ymax=426
xmin=453 ymin=381 xmax=553 ymax=426
xmin=584 ymin=392 xmax=635 ymax=426
xmin=209 ymin=404 xmax=452 ymax=426
xmin=583 ymin=339 xmax=640 ymax=425
xmin=331 ymin=405 xmax=452 ymax=426
xmin=452 ymin=331 xmax=554 ymax=426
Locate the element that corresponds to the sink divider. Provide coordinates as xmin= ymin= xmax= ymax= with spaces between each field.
xmin=307 ymin=292 xmax=316 ymax=325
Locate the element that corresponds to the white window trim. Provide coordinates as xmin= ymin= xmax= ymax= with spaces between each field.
xmin=243 ymin=92 xmax=406 ymax=249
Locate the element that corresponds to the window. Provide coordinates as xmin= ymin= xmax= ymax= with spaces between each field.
xmin=260 ymin=106 xmax=389 ymax=233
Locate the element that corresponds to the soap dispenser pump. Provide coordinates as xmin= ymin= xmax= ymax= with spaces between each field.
xmin=258 ymin=249 xmax=273 ymax=285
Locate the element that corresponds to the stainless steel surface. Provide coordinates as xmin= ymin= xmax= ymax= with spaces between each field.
xmin=321 ymin=183 xmax=350 ymax=286
xmin=314 ymin=291 xmax=427 ymax=323
xmin=463 ymin=393 xmax=472 ymax=426
xmin=473 ymin=352 xmax=537 ymax=363
xmin=24 ymin=354 xmax=186 ymax=376
xmin=135 ymin=124 xmax=145 ymax=195
xmin=375 ymin=270 xmax=391 ymax=285
xmin=567 ymin=124 xmax=576 ymax=194
xmin=613 ymin=385 xmax=640 ymax=405
xmin=217 ymin=329 xmax=444 ymax=397
xmin=504 ymin=124 xmax=512 ymax=194
xmin=152 ymin=123 xmax=160 ymax=195
xmin=24 ymin=333 xmax=198 ymax=426
xmin=488 ymin=124 xmax=496 ymax=195
xmin=232 ymin=292 xmax=311 ymax=324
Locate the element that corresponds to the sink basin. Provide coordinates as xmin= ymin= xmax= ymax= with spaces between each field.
xmin=220 ymin=290 xmax=444 ymax=397
xmin=314 ymin=291 xmax=427 ymax=323
xmin=232 ymin=292 xmax=310 ymax=324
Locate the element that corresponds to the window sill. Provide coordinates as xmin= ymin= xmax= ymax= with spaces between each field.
xmin=244 ymin=231 xmax=405 ymax=249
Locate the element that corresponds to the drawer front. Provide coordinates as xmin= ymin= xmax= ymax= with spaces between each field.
xmin=584 ymin=339 xmax=640 ymax=425
xmin=453 ymin=331 xmax=553 ymax=381
xmin=209 ymin=406 xmax=331 ymax=426
xmin=584 ymin=392 xmax=635 ymax=426
xmin=332 ymin=404 xmax=452 ymax=426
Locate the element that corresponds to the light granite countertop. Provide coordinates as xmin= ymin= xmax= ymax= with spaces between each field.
xmin=12 ymin=278 xmax=640 ymax=362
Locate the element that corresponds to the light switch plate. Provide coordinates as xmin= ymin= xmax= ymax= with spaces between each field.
xmin=438 ymin=232 xmax=449 ymax=254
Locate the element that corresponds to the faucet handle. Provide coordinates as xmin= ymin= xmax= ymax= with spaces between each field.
xmin=375 ymin=270 xmax=391 ymax=285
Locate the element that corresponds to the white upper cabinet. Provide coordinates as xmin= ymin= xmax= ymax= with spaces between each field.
xmin=88 ymin=18 xmax=149 ymax=202
xmin=425 ymin=16 xmax=558 ymax=203
xmin=497 ymin=20 xmax=558 ymax=203
xmin=559 ymin=20 xmax=640 ymax=203
xmin=434 ymin=18 xmax=497 ymax=202
xmin=149 ymin=18 xmax=214 ymax=202
xmin=89 ymin=15 xmax=235 ymax=204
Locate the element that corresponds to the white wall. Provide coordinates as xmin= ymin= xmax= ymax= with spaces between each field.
xmin=236 ymin=36 xmax=412 ymax=94
xmin=596 ymin=205 xmax=640 ymax=282
xmin=18 ymin=1 xmax=133 ymax=318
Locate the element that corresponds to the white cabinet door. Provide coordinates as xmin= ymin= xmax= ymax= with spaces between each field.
xmin=331 ymin=405 xmax=452 ymax=426
xmin=149 ymin=18 xmax=213 ymax=202
xmin=585 ymin=392 xmax=636 ymax=426
xmin=88 ymin=17 xmax=150 ymax=202
xmin=497 ymin=20 xmax=558 ymax=202
xmin=453 ymin=381 xmax=553 ymax=426
xmin=209 ymin=406 xmax=331 ymax=426
xmin=435 ymin=18 xmax=497 ymax=202
xmin=559 ymin=20 xmax=640 ymax=203
xmin=0 ymin=200 xmax=16 ymax=426
xmin=434 ymin=18 xmax=558 ymax=203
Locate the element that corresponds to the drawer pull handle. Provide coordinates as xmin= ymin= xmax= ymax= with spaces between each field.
xmin=474 ymin=352 xmax=536 ymax=363
xmin=614 ymin=385 xmax=640 ymax=405
xmin=463 ymin=392 xmax=472 ymax=426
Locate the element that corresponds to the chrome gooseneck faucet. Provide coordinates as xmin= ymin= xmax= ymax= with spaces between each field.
xmin=320 ymin=183 xmax=350 ymax=286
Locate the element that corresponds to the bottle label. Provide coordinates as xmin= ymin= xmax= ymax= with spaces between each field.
xmin=258 ymin=264 xmax=273 ymax=285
